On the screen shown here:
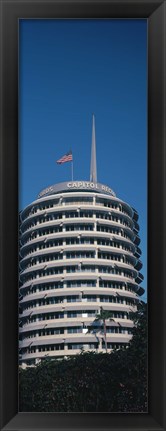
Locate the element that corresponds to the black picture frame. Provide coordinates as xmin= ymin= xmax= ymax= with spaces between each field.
xmin=0 ymin=0 xmax=165 ymax=430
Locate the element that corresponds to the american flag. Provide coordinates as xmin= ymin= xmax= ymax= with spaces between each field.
xmin=56 ymin=151 xmax=73 ymax=164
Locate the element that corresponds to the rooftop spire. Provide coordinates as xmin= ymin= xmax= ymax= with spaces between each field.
xmin=90 ymin=114 xmax=97 ymax=182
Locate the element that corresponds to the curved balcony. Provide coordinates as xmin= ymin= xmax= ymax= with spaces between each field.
xmin=134 ymin=260 xmax=143 ymax=271
xmin=21 ymin=214 xmax=134 ymax=235
xmin=19 ymin=257 xmax=137 ymax=281
xmin=20 ymin=317 xmax=134 ymax=336
xmin=20 ymin=244 xmax=137 ymax=269
xmin=20 ymin=313 xmax=134 ymax=333
xmin=19 ymin=331 xmax=132 ymax=350
xmin=21 ymin=205 xmax=134 ymax=234
xmin=20 ymin=272 xmax=139 ymax=296
xmin=20 ymin=301 xmax=136 ymax=321
xmin=134 ymin=235 xmax=141 ymax=246
xmin=20 ymin=288 xmax=138 ymax=306
xmin=20 ymin=338 xmax=132 ymax=363
xmin=20 ymin=230 xmax=135 ymax=255
xmin=21 ymin=191 xmax=134 ymax=220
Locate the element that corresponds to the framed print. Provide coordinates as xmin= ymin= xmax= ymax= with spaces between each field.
xmin=18 ymin=16 xmax=147 ymax=414
xmin=0 ymin=0 xmax=166 ymax=430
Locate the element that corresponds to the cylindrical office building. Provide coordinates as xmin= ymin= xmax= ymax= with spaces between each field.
xmin=19 ymin=180 xmax=144 ymax=367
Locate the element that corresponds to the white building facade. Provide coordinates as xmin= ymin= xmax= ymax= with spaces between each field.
xmin=19 ymin=116 xmax=144 ymax=366
xmin=19 ymin=180 xmax=144 ymax=366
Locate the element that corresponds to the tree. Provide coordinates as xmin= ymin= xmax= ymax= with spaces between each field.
xmin=87 ymin=306 xmax=117 ymax=352
xmin=110 ymin=301 xmax=147 ymax=412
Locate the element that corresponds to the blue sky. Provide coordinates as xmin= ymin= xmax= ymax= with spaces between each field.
xmin=19 ymin=19 xmax=147 ymax=300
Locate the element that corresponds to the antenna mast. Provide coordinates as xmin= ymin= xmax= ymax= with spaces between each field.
xmin=90 ymin=114 xmax=97 ymax=182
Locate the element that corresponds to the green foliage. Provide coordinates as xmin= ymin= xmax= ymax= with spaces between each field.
xmin=94 ymin=307 xmax=115 ymax=322
xmin=19 ymin=302 xmax=147 ymax=412
xmin=88 ymin=306 xmax=116 ymax=352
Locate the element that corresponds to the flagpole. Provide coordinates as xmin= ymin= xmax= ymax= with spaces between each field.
xmin=71 ymin=159 xmax=73 ymax=181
